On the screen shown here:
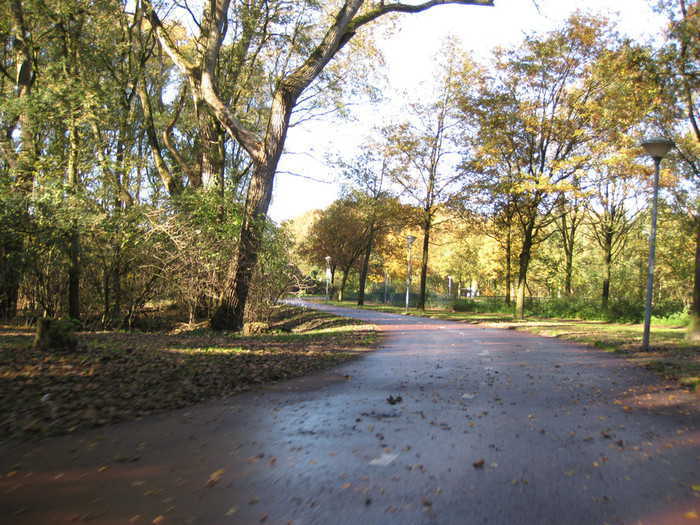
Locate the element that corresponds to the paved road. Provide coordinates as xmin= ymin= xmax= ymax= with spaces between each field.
xmin=1 ymin=302 xmax=699 ymax=524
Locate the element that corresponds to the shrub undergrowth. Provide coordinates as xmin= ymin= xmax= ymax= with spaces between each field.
xmin=451 ymin=296 xmax=688 ymax=324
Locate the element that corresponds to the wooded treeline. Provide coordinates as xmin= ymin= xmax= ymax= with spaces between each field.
xmin=288 ymin=8 xmax=699 ymax=334
xmin=1 ymin=1 xmax=697 ymax=333
xmin=0 ymin=0 xmax=494 ymax=329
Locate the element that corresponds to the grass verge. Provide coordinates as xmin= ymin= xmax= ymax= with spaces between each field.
xmin=0 ymin=306 xmax=377 ymax=441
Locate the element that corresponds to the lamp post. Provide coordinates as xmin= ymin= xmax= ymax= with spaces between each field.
xmin=325 ymin=256 xmax=331 ymax=301
xmin=641 ymin=136 xmax=675 ymax=350
xmin=405 ymin=235 xmax=416 ymax=313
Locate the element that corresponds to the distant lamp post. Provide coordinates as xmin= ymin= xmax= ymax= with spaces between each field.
xmin=405 ymin=235 xmax=417 ymax=313
xmin=325 ymin=256 xmax=332 ymax=301
xmin=641 ymin=136 xmax=675 ymax=350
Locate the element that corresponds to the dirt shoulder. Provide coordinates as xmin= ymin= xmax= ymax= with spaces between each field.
xmin=0 ymin=306 xmax=377 ymax=441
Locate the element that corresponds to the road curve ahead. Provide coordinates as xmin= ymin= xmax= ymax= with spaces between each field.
xmin=1 ymin=301 xmax=699 ymax=525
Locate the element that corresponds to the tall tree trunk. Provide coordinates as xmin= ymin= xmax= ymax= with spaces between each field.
xmin=68 ymin=231 xmax=81 ymax=320
xmin=357 ymin=229 xmax=375 ymax=306
xmin=418 ymin=214 xmax=431 ymax=310
xmin=67 ymin=118 xmax=81 ymax=320
xmin=199 ymin=113 xmax=225 ymax=190
xmin=602 ymin=230 xmax=613 ymax=310
xmin=515 ymin=228 xmax=534 ymax=320
xmin=564 ymin=240 xmax=574 ymax=296
xmin=112 ymin=249 xmax=122 ymax=325
xmin=638 ymin=233 xmax=646 ymax=303
xmin=338 ymin=269 xmax=350 ymax=302
xmin=504 ymin=226 xmax=512 ymax=306
xmin=102 ymin=268 xmax=111 ymax=327
xmin=138 ymin=84 xmax=182 ymax=195
xmin=210 ymin=91 xmax=294 ymax=331
xmin=557 ymin=206 xmax=580 ymax=296
xmin=0 ymin=240 xmax=21 ymax=319
xmin=690 ymin=213 xmax=700 ymax=340
xmin=0 ymin=0 xmax=37 ymax=319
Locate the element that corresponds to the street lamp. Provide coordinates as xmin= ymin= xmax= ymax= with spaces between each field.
xmin=405 ymin=235 xmax=416 ymax=313
xmin=325 ymin=256 xmax=331 ymax=301
xmin=640 ymin=136 xmax=675 ymax=350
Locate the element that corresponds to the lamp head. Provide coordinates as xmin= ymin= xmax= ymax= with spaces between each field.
xmin=406 ymin=235 xmax=416 ymax=246
xmin=641 ymin=136 xmax=674 ymax=160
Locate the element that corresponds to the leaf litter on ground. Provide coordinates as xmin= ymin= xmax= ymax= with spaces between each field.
xmin=0 ymin=306 xmax=377 ymax=440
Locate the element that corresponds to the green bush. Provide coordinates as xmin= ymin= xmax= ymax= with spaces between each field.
xmin=33 ymin=318 xmax=79 ymax=351
xmin=452 ymin=297 xmax=512 ymax=313
xmin=603 ymin=299 xmax=644 ymax=323
xmin=652 ymin=310 xmax=690 ymax=327
xmin=453 ymin=299 xmax=478 ymax=312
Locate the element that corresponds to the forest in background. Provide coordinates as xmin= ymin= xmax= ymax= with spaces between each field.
xmin=1 ymin=1 xmax=698 ymax=336
xmin=292 ymin=8 xmax=699 ymax=333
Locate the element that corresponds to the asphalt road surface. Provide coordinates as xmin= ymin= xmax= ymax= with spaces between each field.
xmin=1 ymin=301 xmax=699 ymax=524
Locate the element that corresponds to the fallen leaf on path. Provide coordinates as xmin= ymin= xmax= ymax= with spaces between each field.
xmin=152 ymin=516 xmax=165 ymax=524
xmin=206 ymin=469 xmax=225 ymax=487
xmin=684 ymin=511 xmax=698 ymax=519
xmin=225 ymin=506 xmax=238 ymax=516
xmin=473 ymin=459 xmax=485 ymax=469
xmin=370 ymin=453 xmax=399 ymax=466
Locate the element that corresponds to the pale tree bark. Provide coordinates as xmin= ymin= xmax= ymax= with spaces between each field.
xmin=137 ymin=84 xmax=183 ymax=195
xmin=145 ymin=0 xmax=493 ymax=330
xmin=199 ymin=114 xmax=226 ymax=190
